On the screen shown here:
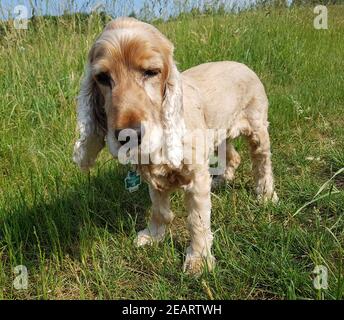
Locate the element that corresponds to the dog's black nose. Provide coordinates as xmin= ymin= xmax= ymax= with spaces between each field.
xmin=115 ymin=126 xmax=142 ymax=146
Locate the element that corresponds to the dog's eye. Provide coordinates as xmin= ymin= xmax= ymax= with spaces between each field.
xmin=143 ymin=69 xmax=159 ymax=78
xmin=96 ymin=72 xmax=112 ymax=87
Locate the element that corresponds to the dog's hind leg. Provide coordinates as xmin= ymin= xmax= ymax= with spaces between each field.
xmin=135 ymin=186 xmax=173 ymax=246
xmin=223 ymin=141 xmax=241 ymax=181
xmin=212 ymin=140 xmax=241 ymax=188
xmin=246 ymin=125 xmax=278 ymax=203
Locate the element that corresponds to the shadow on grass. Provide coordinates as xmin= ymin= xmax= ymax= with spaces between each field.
xmin=0 ymin=164 xmax=151 ymax=267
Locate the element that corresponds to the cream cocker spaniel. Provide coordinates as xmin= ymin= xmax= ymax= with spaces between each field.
xmin=73 ymin=17 xmax=278 ymax=274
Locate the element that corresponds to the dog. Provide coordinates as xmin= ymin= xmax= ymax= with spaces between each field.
xmin=73 ymin=17 xmax=278 ymax=274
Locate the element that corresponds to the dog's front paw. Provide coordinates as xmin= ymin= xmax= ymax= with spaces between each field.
xmin=135 ymin=228 xmax=165 ymax=247
xmin=183 ymin=251 xmax=215 ymax=276
xmin=258 ymin=191 xmax=279 ymax=204
xmin=271 ymin=191 xmax=279 ymax=204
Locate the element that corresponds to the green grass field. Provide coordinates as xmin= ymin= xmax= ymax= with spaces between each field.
xmin=0 ymin=5 xmax=343 ymax=300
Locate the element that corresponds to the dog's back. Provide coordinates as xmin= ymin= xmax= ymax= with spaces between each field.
xmin=182 ymin=61 xmax=269 ymax=138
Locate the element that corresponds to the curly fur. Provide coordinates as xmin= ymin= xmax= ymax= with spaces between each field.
xmin=73 ymin=67 xmax=106 ymax=171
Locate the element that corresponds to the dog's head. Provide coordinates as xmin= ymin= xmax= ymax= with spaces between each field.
xmin=73 ymin=18 xmax=185 ymax=170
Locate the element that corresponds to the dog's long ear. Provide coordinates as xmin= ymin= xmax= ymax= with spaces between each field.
xmin=73 ymin=65 xmax=106 ymax=171
xmin=162 ymin=56 xmax=185 ymax=168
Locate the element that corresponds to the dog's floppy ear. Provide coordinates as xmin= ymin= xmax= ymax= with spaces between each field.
xmin=73 ymin=65 xmax=106 ymax=171
xmin=162 ymin=55 xmax=185 ymax=168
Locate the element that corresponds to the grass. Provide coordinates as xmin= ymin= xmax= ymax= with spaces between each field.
xmin=0 ymin=5 xmax=343 ymax=300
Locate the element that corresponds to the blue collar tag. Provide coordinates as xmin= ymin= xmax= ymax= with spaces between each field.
xmin=125 ymin=170 xmax=141 ymax=192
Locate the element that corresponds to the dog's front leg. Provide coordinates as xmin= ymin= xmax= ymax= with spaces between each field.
xmin=183 ymin=168 xmax=215 ymax=275
xmin=136 ymin=185 xmax=173 ymax=247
